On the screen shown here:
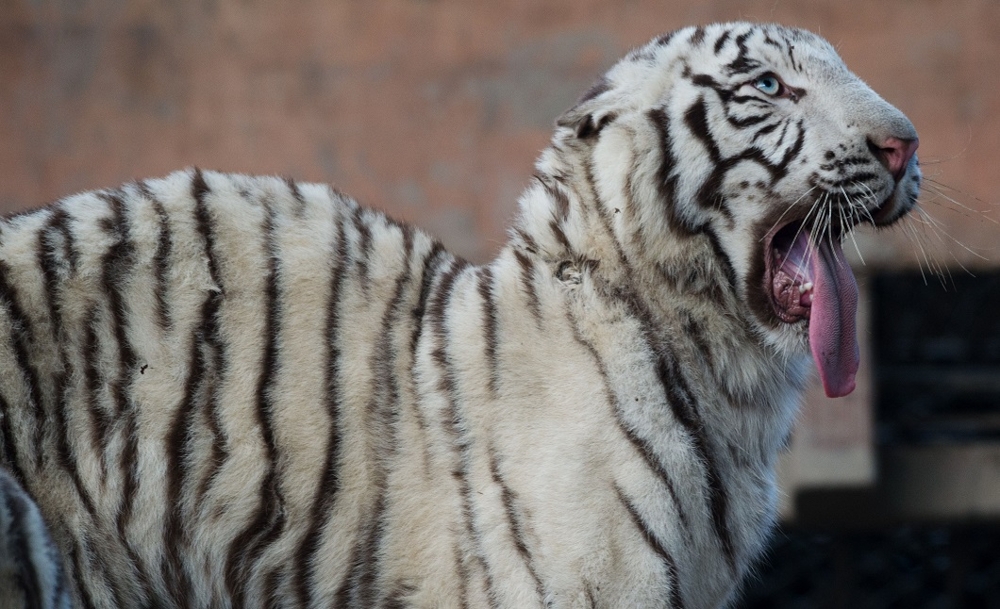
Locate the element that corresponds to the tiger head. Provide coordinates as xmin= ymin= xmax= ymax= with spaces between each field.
xmin=549 ymin=23 xmax=920 ymax=398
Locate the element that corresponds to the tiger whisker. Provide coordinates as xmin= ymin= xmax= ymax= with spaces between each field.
xmin=760 ymin=185 xmax=819 ymax=242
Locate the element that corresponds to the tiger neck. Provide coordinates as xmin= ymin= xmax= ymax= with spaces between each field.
xmin=509 ymin=155 xmax=810 ymax=413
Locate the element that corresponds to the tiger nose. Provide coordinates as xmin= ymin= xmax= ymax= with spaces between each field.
xmin=872 ymin=136 xmax=919 ymax=182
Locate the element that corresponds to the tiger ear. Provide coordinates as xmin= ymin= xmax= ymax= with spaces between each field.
xmin=557 ymin=110 xmax=617 ymax=139
xmin=556 ymin=77 xmax=617 ymax=140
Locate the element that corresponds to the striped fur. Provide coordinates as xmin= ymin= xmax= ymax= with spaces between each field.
xmin=0 ymin=23 xmax=920 ymax=608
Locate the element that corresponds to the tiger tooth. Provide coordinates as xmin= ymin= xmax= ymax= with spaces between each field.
xmin=799 ymin=282 xmax=813 ymax=294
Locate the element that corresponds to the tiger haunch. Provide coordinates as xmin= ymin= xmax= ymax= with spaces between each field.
xmin=0 ymin=22 xmax=919 ymax=608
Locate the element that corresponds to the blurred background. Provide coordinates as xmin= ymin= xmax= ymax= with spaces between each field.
xmin=1 ymin=0 xmax=998 ymax=606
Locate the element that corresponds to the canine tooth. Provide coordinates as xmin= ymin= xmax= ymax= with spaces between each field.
xmin=798 ymin=282 xmax=813 ymax=294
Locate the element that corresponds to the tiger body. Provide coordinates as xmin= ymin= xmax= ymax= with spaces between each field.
xmin=0 ymin=22 xmax=920 ymax=609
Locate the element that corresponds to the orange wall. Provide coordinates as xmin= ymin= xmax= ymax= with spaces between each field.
xmin=0 ymin=0 xmax=996 ymax=266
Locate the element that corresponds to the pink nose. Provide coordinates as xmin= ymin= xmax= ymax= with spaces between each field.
xmin=876 ymin=136 xmax=919 ymax=182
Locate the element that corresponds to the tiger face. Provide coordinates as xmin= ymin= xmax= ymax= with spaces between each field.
xmin=556 ymin=23 xmax=920 ymax=398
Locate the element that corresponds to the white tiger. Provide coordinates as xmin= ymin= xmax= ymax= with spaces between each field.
xmin=0 ymin=22 xmax=919 ymax=608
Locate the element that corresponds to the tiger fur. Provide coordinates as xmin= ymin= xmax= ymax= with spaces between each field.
xmin=0 ymin=22 xmax=920 ymax=608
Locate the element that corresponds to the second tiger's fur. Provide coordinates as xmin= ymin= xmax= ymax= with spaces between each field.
xmin=0 ymin=22 xmax=920 ymax=608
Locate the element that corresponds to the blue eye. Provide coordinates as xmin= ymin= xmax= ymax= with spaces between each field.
xmin=754 ymin=75 xmax=782 ymax=96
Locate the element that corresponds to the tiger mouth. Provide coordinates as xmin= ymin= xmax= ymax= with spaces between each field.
xmin=764 ymin=218 xmax=859 ymax=398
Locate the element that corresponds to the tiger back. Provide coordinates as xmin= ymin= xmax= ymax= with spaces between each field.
xmin=0 ymin=22 xmax=921 ymax=608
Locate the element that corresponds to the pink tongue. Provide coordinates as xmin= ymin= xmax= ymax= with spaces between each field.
xmin=808 ymin=237 xmax=860 ymax=397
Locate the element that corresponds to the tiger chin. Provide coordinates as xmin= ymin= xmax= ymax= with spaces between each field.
xmin=0 ymin=22 xmax=918 ymax=609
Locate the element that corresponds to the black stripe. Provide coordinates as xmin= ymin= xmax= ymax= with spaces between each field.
xmin=350 ymin=228 xmax=415 ymax=608
xmin=611 ymin=288 xmax=737 ymax=572
xmin=654 ymin=30 xmax=676 ymax=47
xmin=150 ymin=192 xmax=174 ymax=332
xmin=82 ymin=304 xmax=112 ymax=484
xmin=429 ymin=260 xmax=497 ymax=607
xmin=33 ymin=208 xmax=97 ymax=516
xmin=225 ymin=202 xmax=286 ymax=607
xmin=713 ymin=29 xmax=731 ymax=54
xmin=580 ymin=154 xmax=635 ymax=281
xmin=286 ymin=176 xmax=307 ymax=216
xmin=406 ymin=242 xmax=449 ymax=478
xmin=0 ymin=394 xmax=27 ymax=486
xmin=565 ymin=311 xmax=691 ymax=532
xmin=487 ymin=445 xmax=546 ymax=602
xmin=264 ymin=568 xmax=283 ymax=609
xmin=293 ymin=211 xmax=349 ymax=608
xmin=385 ymin=582 xmax=417 ymax=609
xmin=477 ymin=266 xmax=500 ymax=397
xmin=352 ymin=207 xmax=373 ymax=293
xmin=680 ymin=311 xmax=715 ymax=374
xmin=96 ymin=193 xmax=146 ymax=590
xmin=701 ymin=226 xmax=738 ymax=293
xmin=68 ymin=540 xmax=100 ymax=609
xmin=191 ymin=173 xmax=230 ymax=504
xmin=38 ymin=206 xmax=69 ymax=338
xmin=162 ymin=171 xmax=218 ymax=603
xmin=0 ymin=259 xmax=46 ymax=472
xmin=513 ymin=249 xmax=542 ymax=324
xmin=548 ymin=219 xmax=573 ymax=254
xmin=647 ymin=108 xmax=700 ymax=236
xmin=725 ymin=30 xmax=761 ymax=75
xmin=615 ymin=485 xmax=685 ymax=609
xmin=688 ymin=26 xmax=706 ymax=46
xmin=513 ymin=227 xmax=540 ymax=255
xmin=727 ymin=113 xmax=770 ymax=128
xmin=751 ymin=121 xmax=781 ymax=142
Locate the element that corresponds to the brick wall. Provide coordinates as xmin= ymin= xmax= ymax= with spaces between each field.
xmin=1 ymin=0 xmax=996 ymax=264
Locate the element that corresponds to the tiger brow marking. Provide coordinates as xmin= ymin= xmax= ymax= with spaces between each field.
xmin=293 ymin=207 xmax=348 ymax=608
xmin=565 ymin=311 xmax=692 ymax=533
xmin=225 ymin=200 xmax=287 ymax=608
xmin=611 ymin=287 xmax=737 ymax=572
xmin=688 ymin=26 xmax=706 ymax=46
xmin=477 ymin=265 xmax=500 ymax=397
xmin=351 ymin=227 xmax=416 ymax=607
xmin=648 ymin=108 xmax=701 ymax=236
xmin=713 ymin=29 xmax=731 ymax=54
xmin=725 ymin=30 xmax=761 ymax=75
xmin=615 ymin=484 xmax=685 ymax=609
xmin=487 ymin=444 xmax=546 ymax=602
xmin=429 ymin=259 xmax=497 ymax=608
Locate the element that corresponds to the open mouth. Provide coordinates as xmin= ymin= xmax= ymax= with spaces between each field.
xmin=764 ymin=220 xmax=860 ymax=398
